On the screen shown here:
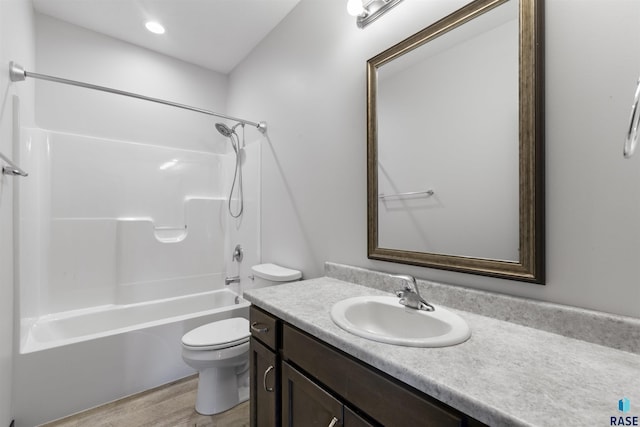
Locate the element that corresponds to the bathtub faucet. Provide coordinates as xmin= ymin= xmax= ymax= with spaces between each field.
xmin=225 ymin=276 xmax=241 ymax=286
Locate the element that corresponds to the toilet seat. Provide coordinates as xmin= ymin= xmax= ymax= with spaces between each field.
xmin=182 ymin=318 xmax=250 ymax=351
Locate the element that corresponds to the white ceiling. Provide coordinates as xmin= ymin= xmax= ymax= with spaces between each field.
xmin=32 ymin=0 xmax=301 ymax=74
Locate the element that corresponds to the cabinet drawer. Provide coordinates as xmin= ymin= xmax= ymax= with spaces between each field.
xmin=283 ymin=324 xmax=466 ymax=427
xmin=250 ymin=306 xmax=279 ymax=350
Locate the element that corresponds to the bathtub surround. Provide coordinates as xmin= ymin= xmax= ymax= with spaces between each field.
xmin=244 ymin=269 xmax=640 ymax=426
xmin=17 ymin=128 xmax=231 ymax=344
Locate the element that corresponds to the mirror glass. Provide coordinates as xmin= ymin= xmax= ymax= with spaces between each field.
xmin=367 ymin=0 xmax=544 ymax=283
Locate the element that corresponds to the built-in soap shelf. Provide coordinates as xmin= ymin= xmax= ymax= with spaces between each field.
xmin=48 ymin=198 xmax=226 ymax=302
xmin=118 ymin=198 xmax=224 ymax=285
xmin=153 ymin=225 xmax=188 ymax=243
xmin=118 ymin=218 xmax=189 ymax=243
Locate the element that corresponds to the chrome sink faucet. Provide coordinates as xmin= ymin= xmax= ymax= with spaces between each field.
xmin=391 ymin=274 xmax=435 ymax=312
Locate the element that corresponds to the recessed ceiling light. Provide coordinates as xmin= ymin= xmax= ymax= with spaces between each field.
xmin=347 ymin=0 xmax=365 ymax=16
xmin=145 ymin=21 xmax=165 ymax=35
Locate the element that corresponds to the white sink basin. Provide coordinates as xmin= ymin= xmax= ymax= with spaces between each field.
xmin=330 ymin=296 xmax=471 ymax=347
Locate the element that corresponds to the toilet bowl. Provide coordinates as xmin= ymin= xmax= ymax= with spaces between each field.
xmin=181 ymin=317 xmax=250 ymax=415
xmin=181 ymin=263 xmax=301 ymax=415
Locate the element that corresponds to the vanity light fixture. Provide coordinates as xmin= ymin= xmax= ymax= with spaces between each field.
xmin=145 ymin=21 xmax=165 ymax=35
xmin=347 ymin=0 xmax=404 ymax=28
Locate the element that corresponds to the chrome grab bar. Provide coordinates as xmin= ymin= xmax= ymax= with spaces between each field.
xmin=378 ymin=189 xmax=434 ymax=199
xmin=624 ymin=77 xmax=640 ymax=158
xmin=0 ymin=152 xmax=28 ymax=177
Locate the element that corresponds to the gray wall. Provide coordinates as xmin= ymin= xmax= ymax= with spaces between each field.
xmin=228 ymin=0 xmax=640 ymax=318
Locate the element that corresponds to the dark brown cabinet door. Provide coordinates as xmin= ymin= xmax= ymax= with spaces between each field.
xmin=250 ymin=337 xmax=279 ymax=427
xmin=344 ymin=407 xmax=376 ymax=427
xmin=282 ymin=362 xmax=343 ymax=427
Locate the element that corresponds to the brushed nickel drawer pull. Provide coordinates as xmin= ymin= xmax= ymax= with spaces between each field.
xmin=251 ymin=322 xmax=269 ymax=334
xmin=328 ymin=417 xmax=339 ymax=427
xmin=263 ymin=365 xmax=274 ymax=392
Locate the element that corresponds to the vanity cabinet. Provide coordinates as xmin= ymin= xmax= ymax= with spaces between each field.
xmin=250 ymin=306 xmax=280 ymax=427
xmin=250 ymin=305 xmax=486 ymax=427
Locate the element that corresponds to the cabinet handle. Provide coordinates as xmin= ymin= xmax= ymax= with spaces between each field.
xmin=251 ymin=322 xmax=269 ymax=334
xmin=327 ymin=417 xmax=339 ymax=427
xmin=263 ymin=365 xmax=274 ymax=392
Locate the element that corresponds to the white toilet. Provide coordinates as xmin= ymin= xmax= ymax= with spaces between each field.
xmin=181 ymin=263 xmax=301 ymax=415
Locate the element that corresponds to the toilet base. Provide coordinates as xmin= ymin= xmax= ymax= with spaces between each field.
xmin=194 ymin=366 xmax=249 ymax=415
xmin=181 ymin=320 xmax=251 ymax=416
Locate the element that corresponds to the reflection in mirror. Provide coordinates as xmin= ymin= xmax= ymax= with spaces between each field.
xmin=377 ymin=0 xmax=519 ymax=261
xmin=367 ymin=0 xmax=545 ymax=283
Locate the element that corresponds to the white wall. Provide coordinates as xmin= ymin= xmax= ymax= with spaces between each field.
xmin=228 ymin=0 xmax=640 ymax=319
xmin=34 ymin=13 xmax=229 ymax=153
xmin=0 ymin=0 xmax=35 ymax=423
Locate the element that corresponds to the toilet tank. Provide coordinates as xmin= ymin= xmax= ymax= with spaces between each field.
xmin=250 ymin=263 xmax=302 ymax=289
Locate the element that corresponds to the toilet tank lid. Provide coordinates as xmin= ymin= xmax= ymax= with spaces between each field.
xmin=251 ymin=263 xmax=302 ymax=281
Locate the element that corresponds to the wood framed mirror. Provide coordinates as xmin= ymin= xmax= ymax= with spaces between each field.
xmin=367 ymin=0 xmax=544 ymax=283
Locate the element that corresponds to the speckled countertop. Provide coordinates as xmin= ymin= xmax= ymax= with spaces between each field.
xmin=244 ymin=277 xmax=640 ymax=427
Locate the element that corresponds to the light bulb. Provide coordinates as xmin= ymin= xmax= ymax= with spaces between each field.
xmin=347 ymin=0 xmax=365 ymax=16
xmin=145 ymin=21 xmax=165 ymax=35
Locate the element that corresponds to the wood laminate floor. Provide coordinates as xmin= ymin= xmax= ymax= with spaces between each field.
xmin=42 ymin=375 xmax=249 ymax=427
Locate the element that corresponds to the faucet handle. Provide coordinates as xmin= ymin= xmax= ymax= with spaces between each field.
xmin=419 ymin=301 xmax=435 ymax=312
xmin=390 ymin=274 xmax=418 ymax=291
xmin=391 ymin=274 xmax=435 ymax=311
xmin=390 ymin=274 xmax=415 ymax=282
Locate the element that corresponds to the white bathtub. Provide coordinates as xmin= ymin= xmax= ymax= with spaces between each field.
xmin=20 ymin=288 xmax=248 ymax=354
xmin=14 ymin=288 xmax=250 ymax=426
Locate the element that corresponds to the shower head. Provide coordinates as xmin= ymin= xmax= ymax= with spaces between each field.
xmin=215 ymin=123 xmax=234 ymax=138
xmin=216 ymin=122 xmax=244 ymax=138
xmin=216 ymin=122 xmax=244 ymax=154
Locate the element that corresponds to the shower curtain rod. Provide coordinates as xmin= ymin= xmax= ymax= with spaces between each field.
xmin=9 ymin=61 xmax=267 ymax=134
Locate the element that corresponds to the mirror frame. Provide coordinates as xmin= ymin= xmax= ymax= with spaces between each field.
xmin=367 ymin=0 xmax=545 ymax=284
